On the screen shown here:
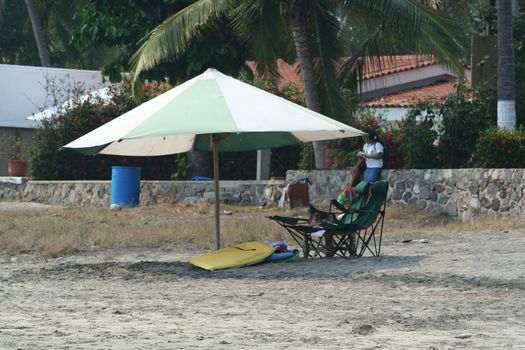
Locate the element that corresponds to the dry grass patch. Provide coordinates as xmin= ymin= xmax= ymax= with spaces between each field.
xmin=0 ymin=202 xmax=524 ymax=258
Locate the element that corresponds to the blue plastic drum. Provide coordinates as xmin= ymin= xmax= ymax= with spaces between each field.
xmin=111 ymin=166 xmax=141 ymax=207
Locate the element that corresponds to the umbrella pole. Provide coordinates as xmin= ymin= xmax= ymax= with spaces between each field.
xmin=212 ymin=135 xmax=221 ymax=250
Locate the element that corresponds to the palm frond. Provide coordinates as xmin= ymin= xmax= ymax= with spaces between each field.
xmin=229 ymin=0 xmax=288 ymax=75
xmin=344 ymin=0 xmax=469 ymax=74
xmin=309 ymin=4 xmax=350 ymax=123
xmin=130 ymin=0 xmax=235 ymax=80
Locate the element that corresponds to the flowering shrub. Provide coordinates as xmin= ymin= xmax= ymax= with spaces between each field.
xmin=437 ymin=84 xmax=496 ymax=168
xmin=397 ymin=104 xmax=441 ymax=169
xmin=141 ymin=79 xmax=173 ymax=99
xmin=353 ymin=109 xmax=403 ymax=169
xmin=31 ymin=78 xmax=187 ymax=180
xmin=474 ymin=127 xmax=525 ymax=168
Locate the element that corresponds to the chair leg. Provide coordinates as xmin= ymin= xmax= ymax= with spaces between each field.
xmin=303 ymin=238 xmax=310 ymax=259
xmin=323 ymin=232 xmax=336 ymax=258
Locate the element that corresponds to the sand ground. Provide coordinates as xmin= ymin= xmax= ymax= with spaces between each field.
xmin=1 ymin=226 xmax=524 ymax=350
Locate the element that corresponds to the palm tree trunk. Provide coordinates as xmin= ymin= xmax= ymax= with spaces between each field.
xmin=289 ymin=0 xmax=326 ymax=169
xmin=25 ymin=0 xmax=50 ymax=67
xmin=497 ymin=0 xmax=516 ymax=130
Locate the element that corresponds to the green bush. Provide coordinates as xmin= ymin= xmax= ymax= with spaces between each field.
xmin=398 ymin=103 xmax=441 ymax=169
xmin=437 ymin=84 xmax=496 ymax=168
xmin=474 ymin=127 xmax=525 ymax=168
xmin=31 ymin=79 xmax=187 ymax=180
xmin=399 ymin=83 xmax=496 ymax=169
xmin=0 ymin=134 xmax=30 ymax=160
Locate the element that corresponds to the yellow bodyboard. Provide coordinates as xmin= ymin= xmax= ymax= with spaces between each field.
xmin=189 ymin=242 xmax=275 ymax=271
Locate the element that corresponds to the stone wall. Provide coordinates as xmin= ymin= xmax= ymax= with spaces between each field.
xmin=2 ymin=168 xmax=524 ymax=219
xmin=0 ymin=178 xmax=286 ymax=207
xmin=287 ymin=168 xmax=525 ymax=220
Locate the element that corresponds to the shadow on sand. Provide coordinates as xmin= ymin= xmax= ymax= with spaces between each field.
xmin=126 ymin=255 xmax=428 ymax=280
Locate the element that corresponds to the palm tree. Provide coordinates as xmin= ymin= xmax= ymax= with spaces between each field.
xmin=24 ymin=0 xmax=50 ymax=67
xmin=497 ymin=0 xmax=516 ymax=130
xmin=131 ymin=0 xmax=468 ymax=169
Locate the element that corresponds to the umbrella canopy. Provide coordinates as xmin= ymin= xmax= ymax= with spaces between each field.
xmin=64 ymin=68 xmax=364 ymax=249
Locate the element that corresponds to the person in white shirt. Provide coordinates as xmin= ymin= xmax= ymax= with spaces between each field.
xmin=358 ymin=131 xmax=383 ymax=183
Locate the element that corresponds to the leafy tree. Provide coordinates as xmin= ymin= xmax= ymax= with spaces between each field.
xmin=70 ymin=0 xmax=249 ymax=82
xmin=130 ymin=0 xmax=469 ymax=169
xmin=0 ymin=0 xmax=40 ymax=65
xmin=0 ymin=0 xmax=90 ymax=68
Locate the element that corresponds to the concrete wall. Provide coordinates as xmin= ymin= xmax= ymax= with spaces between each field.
xmin=1 ymin=168 xmax=525 ymax=220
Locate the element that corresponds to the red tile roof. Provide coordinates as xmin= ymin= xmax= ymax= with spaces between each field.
xmin=246 ymin=55 xmax=459 ymax=108
xmin=363 ymin=80 xmax=458 ymax=108
xmin=360 ymin=55 xmax=436 ymax=79
xmin=246 ymin=55 xmax=437 ymax=88
xmin=245 ymin=60 xmax=302 ymax=89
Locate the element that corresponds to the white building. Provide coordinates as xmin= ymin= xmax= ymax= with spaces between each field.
xmin=0 ymin=64 xmax=106 ymax=175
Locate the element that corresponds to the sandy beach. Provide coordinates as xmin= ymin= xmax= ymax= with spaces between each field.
xmin=1 ymin=224 xmax=524 ymax=349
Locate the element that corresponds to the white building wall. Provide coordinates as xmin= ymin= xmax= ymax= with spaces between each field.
xmin=0 ymin=64 xmax=107 ymax=175
xmin=0 ymin=64 xmax=106 ymax=129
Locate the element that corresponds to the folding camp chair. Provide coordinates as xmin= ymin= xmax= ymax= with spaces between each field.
xmin=268 ymin=181 xmax=372 ymax=258
xmin=323 ymin=180 xmax=388 ymax=257
xmin=308 ymin=181 xmax=370 ymax=225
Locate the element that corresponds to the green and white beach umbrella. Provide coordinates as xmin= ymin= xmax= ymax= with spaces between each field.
xmin=64 ymin=68 xmax=364 ymax=249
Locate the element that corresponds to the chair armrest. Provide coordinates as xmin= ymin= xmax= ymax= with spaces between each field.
xmin=329 ymin=199 xmax=347 ymax=213
xmin=267 ymin=215 xmax=310 ymax=225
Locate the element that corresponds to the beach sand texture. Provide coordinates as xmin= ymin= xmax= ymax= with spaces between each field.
xmin=1 ymin=227 xmax=524 ymax=349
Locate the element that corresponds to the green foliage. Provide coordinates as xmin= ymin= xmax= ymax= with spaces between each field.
xmin=381 ymin=124 xmax=404 ymax=169
xmin=0 ymin=0 xmax=40 ymax=65
xmin=469 ymin=0 xmax=497 ymax=35
xmin=468 ymin=6 xmax=525 ymax=125
xmin=0 ymin=0 xmax=93 ymax=68
xmin=437 ymin=84 xmax=496 ymax=167
xmin=297 ymin=144 xmax=315 ymax=170
xmin=400 ymin=83 xmax=496 ymax=169
xmin=329 ymin=149 xmax=359 ymax=170
xmin=30 ymin=78 xmax=186 ymax=180
xmin=70 ymin=0 xmax=249 ymax=82
xmin=0 ymin=135 xmax=30 ymax=160
xmin=398 ymin=104 xmax=441 ymax=169
xmin=475 ymin=127 xmax=525 ymax=168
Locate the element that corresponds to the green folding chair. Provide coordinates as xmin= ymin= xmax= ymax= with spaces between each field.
xmin=268 ymin=181 xmax=375 ymax=258
xmin=323 ymin=180 xmax=388 ymax=257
